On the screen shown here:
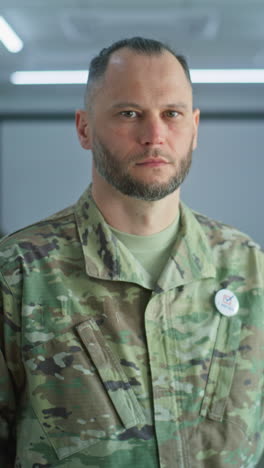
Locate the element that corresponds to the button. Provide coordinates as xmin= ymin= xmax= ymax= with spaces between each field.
xmin=214 ymin=289 xmax=239 ymax=317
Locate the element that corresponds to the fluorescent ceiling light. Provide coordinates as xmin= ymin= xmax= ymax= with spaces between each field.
xmin=10 ymin=69 xmax=264 ymax=85
xmin=11 ymin=70 xmax=88 ymax=85
xmin=190 ymin=69 xmax=264 ymax=83
xmin=0 ymin=16 xmax=23 ymax=53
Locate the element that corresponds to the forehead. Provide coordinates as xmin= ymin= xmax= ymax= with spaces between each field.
xmin=94 ymin=48 xmax=192 ymax=105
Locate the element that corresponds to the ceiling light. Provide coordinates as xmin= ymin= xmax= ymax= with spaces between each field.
xmin=10 ymin=70 xmax=88 ymax=85
xmin=0 ymin=16 xmax=23 ymax=53
xmin=190 ymin=69 xmax=264 ymax=83
xmin=10 ymin=69 xmax=264 ymax=85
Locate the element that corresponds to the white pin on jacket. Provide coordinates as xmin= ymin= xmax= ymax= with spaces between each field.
xmin=215 ymin=289 xmax=239 ymax=317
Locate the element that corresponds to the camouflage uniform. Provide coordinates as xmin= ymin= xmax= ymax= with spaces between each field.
xmin=0 ymin=186 xmax=263 ymax=468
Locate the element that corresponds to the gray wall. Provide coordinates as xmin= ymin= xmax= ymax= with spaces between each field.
xmin=1 ymin=119 xmax=90 ymax=234
xmin=1 ymin=117 xmax=263 ymax=248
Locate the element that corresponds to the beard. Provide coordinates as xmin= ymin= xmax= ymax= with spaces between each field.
xmin=91 ymin=135 xmax=193 ymax=201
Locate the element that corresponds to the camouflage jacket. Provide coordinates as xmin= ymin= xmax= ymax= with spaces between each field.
xmin=0 ymin=186 xmax=263 ymax=468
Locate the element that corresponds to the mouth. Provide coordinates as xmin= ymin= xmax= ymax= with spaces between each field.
xmin=135 ymin=158 xmax=169 ymax=167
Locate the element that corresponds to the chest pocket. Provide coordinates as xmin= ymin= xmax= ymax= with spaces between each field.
xmin=200 ymin=314 xmax=242 ymax=422
xmin=24 ymin=319 xmax=145 ymax=460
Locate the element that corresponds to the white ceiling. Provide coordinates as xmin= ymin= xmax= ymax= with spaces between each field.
xmin=1 ymin=0 xmax=264 ymax=113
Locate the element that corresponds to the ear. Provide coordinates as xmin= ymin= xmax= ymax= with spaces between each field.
xmin=75 ymin=109 xmax=92 ymax=150
xmin=192 ymin=108 xmax=200 ymax=150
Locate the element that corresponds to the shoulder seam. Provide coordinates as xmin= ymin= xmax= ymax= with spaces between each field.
xmin=0 ymin=209 xmax=75 ymax=246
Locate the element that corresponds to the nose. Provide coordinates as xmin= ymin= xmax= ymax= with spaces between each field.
xmin=138 ymin=116 xmax=166 ymax=146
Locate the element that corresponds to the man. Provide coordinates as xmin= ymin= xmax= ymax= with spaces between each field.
xmin=0 ymin=37 xmax=263 ymax=468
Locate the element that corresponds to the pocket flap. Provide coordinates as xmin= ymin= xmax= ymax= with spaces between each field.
xmin=24 ymin=322 xmax=145 ymax=460
xmin=200 ymin=315 xmax=242 ymax=421
xmin=76 ymin=319 xmax=145 ymax=429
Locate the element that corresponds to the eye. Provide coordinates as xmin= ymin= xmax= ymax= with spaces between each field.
xmin=165 ymin=110 xmax=180 ymax=118
xmin=120 ymin=110 xmax=138 ymax=119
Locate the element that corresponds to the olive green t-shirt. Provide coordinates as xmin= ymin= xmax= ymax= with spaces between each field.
xmin=110 ymin=213 xmax=180 ymax=283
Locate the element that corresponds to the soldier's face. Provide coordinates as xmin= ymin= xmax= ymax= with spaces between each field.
xmin=80 ymin=49 xmax=200 ymax=201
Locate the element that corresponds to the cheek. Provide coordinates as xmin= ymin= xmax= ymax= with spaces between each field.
xmin=168 ymin=128 xmax=194 ymax=151
xmin=110 ymin=124 xmax=135 ymax=140
xmin=99 ymin=124 xmax=136 ymax=149
xmin=104 ymin=125 xmax=137 ymax=152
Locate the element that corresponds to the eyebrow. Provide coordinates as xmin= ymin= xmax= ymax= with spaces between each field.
xmin=111 ymin=102 xmax=188 ymax=110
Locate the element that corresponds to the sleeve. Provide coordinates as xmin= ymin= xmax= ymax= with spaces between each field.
xmin=0 ymin=271 xmax=23 ymax=467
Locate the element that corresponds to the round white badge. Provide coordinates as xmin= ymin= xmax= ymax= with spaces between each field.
xmin=214 ymin=289 xmax=239 ymax=317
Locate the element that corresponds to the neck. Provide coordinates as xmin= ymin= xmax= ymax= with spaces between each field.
xmin=91 ymin=174 xmax=180 ymax=236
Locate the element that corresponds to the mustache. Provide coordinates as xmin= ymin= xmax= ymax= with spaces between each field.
xmin=92 ymin=137 xmax=173 ymax=163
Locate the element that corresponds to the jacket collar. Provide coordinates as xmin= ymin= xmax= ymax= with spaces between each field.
xmin=74 ymin=186 xmax=216 ymax=292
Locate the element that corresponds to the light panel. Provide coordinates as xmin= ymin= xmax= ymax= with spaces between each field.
xmin=10 ymin=69 xmax=264 ymax=85
xmin=0 ymin=16 xmax=23 ymax=53
xmin=190 ymin=69 xmax=264 ymax=83
xmin=11 ymin=70 xmax=88 ymax=85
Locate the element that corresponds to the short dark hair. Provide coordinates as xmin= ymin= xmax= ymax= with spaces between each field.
xmin=85 ymin=36 xmax=191 ymax=108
